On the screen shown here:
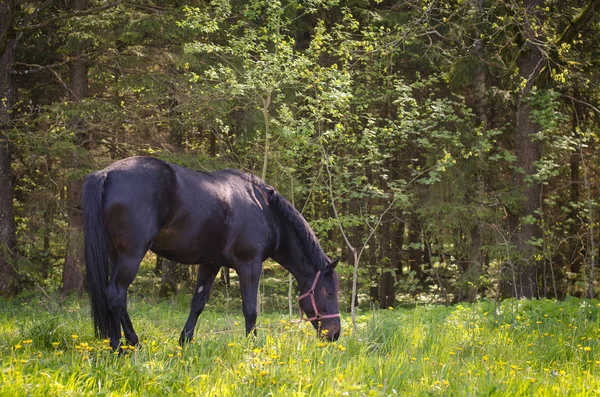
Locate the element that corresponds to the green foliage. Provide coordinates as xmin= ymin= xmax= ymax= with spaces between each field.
xmin=5 ymin=0 xmax=600 ymax=302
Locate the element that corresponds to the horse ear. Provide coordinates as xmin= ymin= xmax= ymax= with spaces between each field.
xmin=329 ymin=256 xmax=340 ymax=270
xmin=265 ymin=186 xmax=275 ymax=198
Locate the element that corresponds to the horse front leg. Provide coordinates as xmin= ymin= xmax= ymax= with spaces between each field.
xmin=237 ymin=261 xmax=262 ymax=336
xmin=179 ymin=264 xmax=219 ymax=345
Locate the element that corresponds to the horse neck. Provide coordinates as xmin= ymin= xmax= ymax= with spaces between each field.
xmin=273 ymin=224 xmax=317 ymax=288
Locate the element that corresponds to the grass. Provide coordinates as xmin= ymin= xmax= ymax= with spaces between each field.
xmin=1 ymin=294 xmax=600 ymax=396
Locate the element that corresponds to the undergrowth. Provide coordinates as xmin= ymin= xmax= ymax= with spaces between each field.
xmin=1 ymin=294 xmax=600 ymax=396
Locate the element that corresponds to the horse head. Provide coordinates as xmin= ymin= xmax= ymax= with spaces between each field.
xmin=298 ymin=257 xmax=341 ymax=341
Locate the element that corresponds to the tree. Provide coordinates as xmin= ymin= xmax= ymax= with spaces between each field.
xmin=62 ymin=0 xmax=89 ymax=294
xmin=508 ymin=0 xmax=600 ymax=297
xmin=0 ymin=0 xmax=17 ymax=296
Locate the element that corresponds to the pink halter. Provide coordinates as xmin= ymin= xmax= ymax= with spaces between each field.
xmin=297 ymin=269 xmax=341 ymax=322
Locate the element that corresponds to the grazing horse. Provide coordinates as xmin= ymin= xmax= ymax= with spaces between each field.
xmin=82 ymin=156 xmax=341 ymax=350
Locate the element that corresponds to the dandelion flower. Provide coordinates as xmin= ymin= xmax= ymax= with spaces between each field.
xmin=259 ymin=370 xmax=269 ymax=376
xmin=52 ymin=342 xmax=60 ymax=347
xmin=14 ymin=344 xmax=21 ymax=350
xmin=71 ymin=334 xmax=78 ymax=340
xmin=338 ymin=345 xmax=346 ymax=352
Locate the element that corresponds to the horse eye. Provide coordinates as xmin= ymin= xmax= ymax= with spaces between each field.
xmin=326 ymin=291 xmax=334 ymax=298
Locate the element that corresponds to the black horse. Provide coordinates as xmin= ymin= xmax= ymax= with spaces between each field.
xmin=82 ymin=156 xmax=341 ymax=350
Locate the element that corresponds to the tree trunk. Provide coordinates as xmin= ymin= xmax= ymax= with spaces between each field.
xmin=159 ymin=257 xmax=188 ymax=298
xmin=368 ymin=240 xmax=379 ymax=303
xmin=379 ymin=219 xmax=395 ymax=308
xmin=394 ymin=215 xmax=405 ymax=283
xmin=407 ymin=217 xmax=424 ymax=288
xmin=62 ymin=179 xmax=85 ymax=293
xmin=568 ymin=105 xmax=582 ymax=277
xmin=0 ymin=0 xmax=17 ymax=296
xmin=61 ymin=0 xmax=89 ymax=294
xmin=507 ymin=0 xmax=544 ymax=298
xmin=365 ymin=165 xmax=379 ymax=302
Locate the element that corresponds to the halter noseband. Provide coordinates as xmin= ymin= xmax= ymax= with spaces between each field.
xmin=297 ymin=269 xmax=340 ymax=322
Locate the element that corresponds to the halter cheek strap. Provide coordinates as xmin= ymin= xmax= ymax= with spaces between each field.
xmin=297 ymin=270 xmax=341 ymax=322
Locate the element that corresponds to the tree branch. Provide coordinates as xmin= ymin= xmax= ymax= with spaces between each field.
xmin=14 ymin=62 xmax=73 ymax=98
xmin=18 ymin=0 xmax=123 ymax=34
xmin=536 ymin=0 xmax=600 ymax=89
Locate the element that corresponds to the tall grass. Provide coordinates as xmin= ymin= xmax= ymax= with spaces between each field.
xmin=1 ymin=294 xmax=599 ymax=396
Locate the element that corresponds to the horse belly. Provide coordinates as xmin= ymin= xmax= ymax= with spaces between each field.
xmin=152 ymin=224 xmax=227 ymax=265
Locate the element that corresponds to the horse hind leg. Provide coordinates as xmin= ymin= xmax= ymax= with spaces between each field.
xmin=179 ymin=264 xmax=219 ymax=346
xmin=106 ymin=253 xmax=144 ymax=351
xmin=121 ymin=310 xmax=138 ymax=347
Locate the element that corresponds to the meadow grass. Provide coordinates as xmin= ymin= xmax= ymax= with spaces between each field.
xmin=1 ymin=294 xmax=600 ymax=396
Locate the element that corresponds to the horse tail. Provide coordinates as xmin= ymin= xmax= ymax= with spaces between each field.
xmin=82 ymin=171 xmax=111 ymax=338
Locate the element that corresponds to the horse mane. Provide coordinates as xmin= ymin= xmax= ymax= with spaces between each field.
xmin=224 ymin=169 xmax=329 ymax=270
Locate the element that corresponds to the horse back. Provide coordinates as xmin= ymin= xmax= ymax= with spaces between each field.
xmin=153 ymin=164 xmax=277 ymax=266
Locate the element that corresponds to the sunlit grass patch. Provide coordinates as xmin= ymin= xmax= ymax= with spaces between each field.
xmin=2 ymin=295 xmax=600 ymax=395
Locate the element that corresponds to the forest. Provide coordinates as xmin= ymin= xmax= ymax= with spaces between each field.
xmin=1 ymin=0 xmax=600 ymax=308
